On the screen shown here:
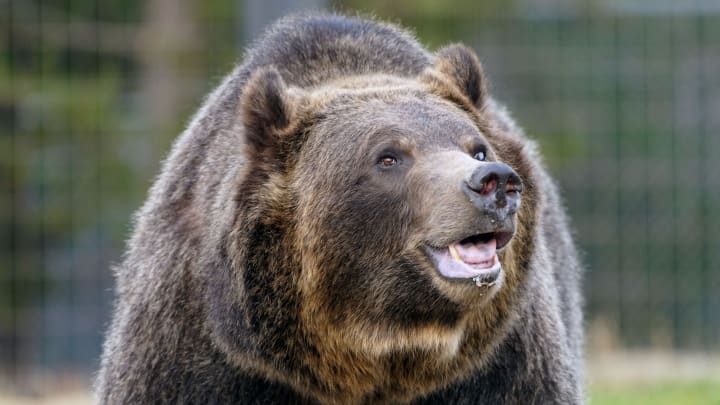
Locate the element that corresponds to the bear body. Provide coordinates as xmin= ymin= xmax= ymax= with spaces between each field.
xmin=97 ymin=14 xmax=583 ymax=404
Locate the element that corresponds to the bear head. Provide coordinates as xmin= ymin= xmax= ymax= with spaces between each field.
xmin=204 ymin=45 xmax=539 ymax=403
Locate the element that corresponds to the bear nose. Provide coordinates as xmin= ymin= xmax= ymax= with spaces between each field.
xmin=463 ymin=162 xmax=522 ymax=213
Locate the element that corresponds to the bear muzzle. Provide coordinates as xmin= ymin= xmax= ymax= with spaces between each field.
xmin=417 ymin=154 xmax=521 ymax=288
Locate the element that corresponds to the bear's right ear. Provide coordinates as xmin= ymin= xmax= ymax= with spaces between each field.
xmin=239 ymin=66 xmax=299 ymax=158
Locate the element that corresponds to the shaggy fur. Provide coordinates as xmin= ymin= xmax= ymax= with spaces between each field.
xmin=97 ymin=14 xmax=584 ymax=404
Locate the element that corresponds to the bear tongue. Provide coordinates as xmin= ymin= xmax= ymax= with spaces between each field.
xmin=450 ymin=238 xmax=497 ymax=265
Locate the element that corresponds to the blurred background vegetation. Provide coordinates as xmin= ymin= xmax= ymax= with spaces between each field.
xmin=1 ymin=0 xmax=719 ymax=403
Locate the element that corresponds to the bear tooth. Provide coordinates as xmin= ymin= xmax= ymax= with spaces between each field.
xmin=473 ymin=275 xmax=485 ymax=287
xmin=449 ymin=244 xmax=463 ymax=262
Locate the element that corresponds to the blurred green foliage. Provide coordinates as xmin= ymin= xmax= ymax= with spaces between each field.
xmin=1 ymin=0 xmax=241 ymax=369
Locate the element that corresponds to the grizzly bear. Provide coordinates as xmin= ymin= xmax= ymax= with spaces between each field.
xmin=97 ymin=14 xmax=584 ymax=404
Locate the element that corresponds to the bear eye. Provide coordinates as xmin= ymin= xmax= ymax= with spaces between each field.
xmin=473 ymin=149 xmax=486 ymax=161
xmin=379 ymin=156 xmax=398 ymax=167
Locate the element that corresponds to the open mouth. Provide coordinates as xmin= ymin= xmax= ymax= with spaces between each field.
xmin=425 ymin=231 xmax=513 ymax=286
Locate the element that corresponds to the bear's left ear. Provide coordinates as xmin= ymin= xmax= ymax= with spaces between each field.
xmin=423 ymin=44 xmax=488 ymax=111
xmin=239 ymin=66 xmax=301 ymax=158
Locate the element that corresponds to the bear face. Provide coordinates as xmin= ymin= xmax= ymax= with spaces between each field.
xmin=220 ymin=47 xmax=539 ymax=401
xmin=293 ymin=82 xmax=521 ymax=352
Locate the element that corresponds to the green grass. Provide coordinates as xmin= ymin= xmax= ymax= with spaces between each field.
xmin=591 ymin=380 xmax=720 ymax=405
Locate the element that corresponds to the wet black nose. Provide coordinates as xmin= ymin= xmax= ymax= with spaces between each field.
xmin=464 ymin=162 xmax=522 ymax=212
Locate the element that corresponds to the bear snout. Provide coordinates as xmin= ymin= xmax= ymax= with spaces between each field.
xmin=463 ymin=162 xmax=522 ymax=217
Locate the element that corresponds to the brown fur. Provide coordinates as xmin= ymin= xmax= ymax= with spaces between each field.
xmin=97 ymin=14 xmax=583 ymax=404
